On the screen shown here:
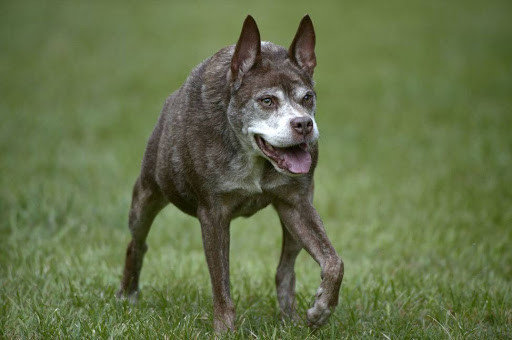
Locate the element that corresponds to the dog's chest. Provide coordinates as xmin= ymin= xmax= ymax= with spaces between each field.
xmin=232 ymin=194 xmax=271 ymax=218
xmin=216 ymin=155 xmax=265 ymax=194
xmin=217 ymin=158 xmax=293 ymax=218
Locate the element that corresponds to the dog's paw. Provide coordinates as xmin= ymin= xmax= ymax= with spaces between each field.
xmin=213 ymin=318 xmax=235 ymax=334
xmin=306 ymin=300 xmax=332 ymax=328
xmin=213 ymin=306 xmax=236 ymax=334
xmin=116 ymin=289 xmax=140 ymax=304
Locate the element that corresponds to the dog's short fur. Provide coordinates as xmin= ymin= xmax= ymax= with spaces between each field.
xmin=117 ymin=15 xmax=344 ymax=332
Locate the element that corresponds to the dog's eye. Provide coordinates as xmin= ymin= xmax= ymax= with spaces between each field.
xmin=260 ymin=97 xmax=274 ymax=107
xmin=303 ymin=93 xmax=314 ymax=104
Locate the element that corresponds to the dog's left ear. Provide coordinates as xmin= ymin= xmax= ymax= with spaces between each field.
xmin=231 ymin=15 xmax=261 ymax=88
xmin=289 ymin=15 xmax=316 ymax=76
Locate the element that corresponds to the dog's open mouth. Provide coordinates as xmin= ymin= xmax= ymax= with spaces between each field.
xmin=255 ymin=135 xmax=312 ymax=174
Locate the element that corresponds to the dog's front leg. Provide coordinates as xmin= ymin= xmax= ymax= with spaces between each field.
xmin=276 ymin=219 xmax=302 ymax=320
xmin=274 ymin=200 xmax=344 ymax=328
xmin=197 ymin=205 xmax=235 ymax=333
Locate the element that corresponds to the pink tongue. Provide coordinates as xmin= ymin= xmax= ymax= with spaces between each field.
xmin=282 ymin=147 xmax=312 ymax=174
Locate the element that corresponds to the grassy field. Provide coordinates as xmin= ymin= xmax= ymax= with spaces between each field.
xmin=1 ymin=0 xmax=511 ymax=338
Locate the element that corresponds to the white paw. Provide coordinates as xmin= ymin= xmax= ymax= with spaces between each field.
xmin=306 ymin=301 xmax=332 ymax=328
xmin=116 ymin=289 xmax=139 ymax=304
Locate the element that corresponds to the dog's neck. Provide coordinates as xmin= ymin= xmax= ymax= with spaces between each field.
xmin=215 ymin=152 xmax=265 ymax=194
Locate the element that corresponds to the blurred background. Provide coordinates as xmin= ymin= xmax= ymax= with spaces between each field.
xmin=1 ymin=0 xmax=511 ymax=337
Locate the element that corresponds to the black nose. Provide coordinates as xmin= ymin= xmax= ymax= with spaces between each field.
xmin=290 ymin=117 xmax=313 ymax=137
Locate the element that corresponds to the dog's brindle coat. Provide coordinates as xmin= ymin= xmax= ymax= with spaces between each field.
xmin=117 ymin=15 xmax=344 ymax=332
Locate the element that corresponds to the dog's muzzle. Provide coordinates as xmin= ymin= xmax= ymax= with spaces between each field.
xmin=255 ymin=135 xmax=312 ymax=174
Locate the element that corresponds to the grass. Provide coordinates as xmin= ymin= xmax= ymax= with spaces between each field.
xmin=1 ymin=0 xmax=511 ymax=338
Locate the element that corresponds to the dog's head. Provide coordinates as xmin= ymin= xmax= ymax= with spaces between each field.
xmin=227 ymin=15 xmax=319 ymax=176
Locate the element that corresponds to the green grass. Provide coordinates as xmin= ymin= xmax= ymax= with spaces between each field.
xmin=1 ymin=0 xmax=511 ymax=338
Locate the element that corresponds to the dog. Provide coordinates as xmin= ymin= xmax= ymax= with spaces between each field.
xmin=117 ymin=15 xmax=344 ymax=332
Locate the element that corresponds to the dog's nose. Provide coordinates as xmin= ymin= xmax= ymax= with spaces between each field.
xmin=290 ymin=117 xmax=313 ymax=137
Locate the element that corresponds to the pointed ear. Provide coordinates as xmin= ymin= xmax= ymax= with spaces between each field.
xmin=289 ymin=15 xmax=316 ymax=76
xmin=231 ymin=15 xmax=261 ymax=85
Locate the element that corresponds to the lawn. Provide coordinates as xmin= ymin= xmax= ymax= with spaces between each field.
xmin=1 ymin=0 xmax=511 ymax=338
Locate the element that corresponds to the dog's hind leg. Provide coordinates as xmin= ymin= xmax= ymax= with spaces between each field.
xmin=117 ymin=176 xmax=166 ymax=302
xmin=276 ymin=219 xmax=302 ymax=321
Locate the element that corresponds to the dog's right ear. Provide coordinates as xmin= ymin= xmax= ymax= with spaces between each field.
xmin=230 ymin=15 xmax=261 ymax=88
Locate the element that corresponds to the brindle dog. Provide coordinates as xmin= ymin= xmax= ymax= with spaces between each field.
xmin=117 ymin=15 xmax=344 ymax=333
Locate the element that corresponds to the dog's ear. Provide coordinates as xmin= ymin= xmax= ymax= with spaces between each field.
xmin=231 ymin=15 xmax=261 ymax=87
xmin=289 ymin=15 xmax=316 ymax=76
